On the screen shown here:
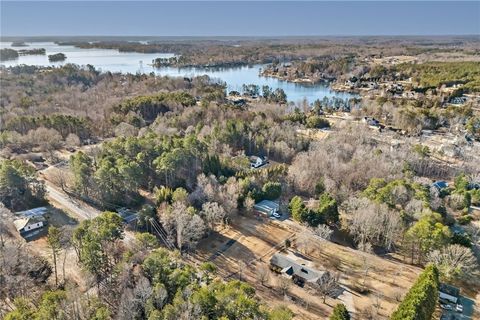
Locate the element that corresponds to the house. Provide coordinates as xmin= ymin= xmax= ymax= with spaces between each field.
xmin=250 ymin=155 xmax=268 ymax=168
xmin=449 ymin=96 xmax=467 ymax=105
xmin=227 ymin=97 xmax=246 ymax=107
xmin=254 ymin=200 xmax=280 ymax=217
xmin=270 ymin=253 xmax=329 ymax=286
xmin=117 ymin=207 xmax=138 ymax=224
xmin=432 ymin=181 xmax=449 ymax=191
xmin=14 ymin=216 xmax=46 ymax=234
xmin=15 ymin=207 xmax=48 ymax=218
xmin=439 ymin=283 xmax=460 ymax=304
xmin=13 ymin=207 xmax=48 ymax=236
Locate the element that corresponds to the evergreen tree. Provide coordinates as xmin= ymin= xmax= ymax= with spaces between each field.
xmin=330 ymin=304 xmax=350 ymax=320
xmin=390 ymin=265 xmax=439 ymax=320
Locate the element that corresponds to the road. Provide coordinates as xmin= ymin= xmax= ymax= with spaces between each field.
xmin=44 ymin=181 xmax=101 ymax=221
xmin=44 ymin=181 xmax=136 ymax=243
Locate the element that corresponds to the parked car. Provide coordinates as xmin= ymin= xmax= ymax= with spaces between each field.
xmin=440 ymin=304 xmax=453 ymax=310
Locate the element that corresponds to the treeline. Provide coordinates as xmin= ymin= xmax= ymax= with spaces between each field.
xmin=390 ymin=265 xmax=439 ymax=320
xmin=111 ymin=91 xmax=197 ymax=125
xmin=397 ymin=61 xmax=480 ymax=92
xmin=18 ymin=48 xmax=46 ymax=55
xmin=53 ymin=37 xmax=478 ymax=68
xmin=48 ymin=53 xmax=67 ymax=62
xmin=262 ymin=55 xmax=356 ymax=82
xmin=0 ymin=159 xmax=46 ymax=211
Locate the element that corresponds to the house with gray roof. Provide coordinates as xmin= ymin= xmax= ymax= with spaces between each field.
xmin=269 ymin=253 xmax=329 ymax=286
xmin=254 ymin=200 xmax=279 ymax=217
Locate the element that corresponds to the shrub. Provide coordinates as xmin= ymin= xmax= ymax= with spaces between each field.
xmin=306 ymin=115 xmax=330 ymax=129
xmin=262 ymin=181 xmax=282 ymax=200
xmin=330 ymin=304 xmax=350 ymax=320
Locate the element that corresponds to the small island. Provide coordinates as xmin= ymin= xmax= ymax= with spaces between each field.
xmin=11 ymin=41 xmax=28 ymax=47
xmin=18 ymin=48 xmax=46 ymax=56
xmin=48 ymin=52 xmax=67 ymax=62
xmin=0 ymin=48 xmax=19 ymax=61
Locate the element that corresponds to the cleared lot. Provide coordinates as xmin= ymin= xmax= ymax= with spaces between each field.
xmin=195 ymin=213 xmax=422 ymax=319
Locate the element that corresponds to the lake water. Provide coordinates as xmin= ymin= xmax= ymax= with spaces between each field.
xmin=1 ymin=42 xmax=355 ymax=103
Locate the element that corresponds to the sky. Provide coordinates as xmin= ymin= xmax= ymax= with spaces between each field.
xmin=1 ymin=1 xmax=479 ymax=37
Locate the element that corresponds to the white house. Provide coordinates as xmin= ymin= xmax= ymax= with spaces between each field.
xmin=14 ymin=216 xmax=46 ymax=234
xmin=250 ymin=156 xmax=268 ymax=168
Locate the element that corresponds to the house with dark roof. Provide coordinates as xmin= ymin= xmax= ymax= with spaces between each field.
xmin=269 ymin=253 xmax=329 ymax=286
xmin=432 ymin=180 xmax=449 ymax=191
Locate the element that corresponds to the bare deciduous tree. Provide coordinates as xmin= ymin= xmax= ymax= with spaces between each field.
xmin=257 ymin=265 xmax=271 ymax=286
xmin=313 ymin=224 xmax=333 ymax=241
xmin=313 ymin=271 xmax=337 ymax=304
xmin=200 ymin=201 xmax=226 ymax=231
xmin=427 ymin=244 xmax=478 ymax=281
xmin=345 ymin=197 xmax=401 ymax=251
xmin=277 ymin=276 xmax=291 ymax=296
xmin=161 ymin=202 xmax=206 ymax=252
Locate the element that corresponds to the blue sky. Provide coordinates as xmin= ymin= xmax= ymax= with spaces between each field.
xmin=1 ymin=1 xmax=479 ymax=36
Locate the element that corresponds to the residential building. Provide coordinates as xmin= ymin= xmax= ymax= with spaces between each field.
xmin=14 ymin=216 xmax=46 ymax=234
xmin=254 ymin=200 xmax=280 ymax=217
xmin=439 ymin=283 xmax=460 ymax=304
xmin=269 ymin=253 xmax=330 ymax=286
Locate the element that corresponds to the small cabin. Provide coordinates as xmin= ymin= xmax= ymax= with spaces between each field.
xmin=250 ymin=156 xmax=268 ymax=168
xmin=14 ymin=216 xmax=46 ymax=234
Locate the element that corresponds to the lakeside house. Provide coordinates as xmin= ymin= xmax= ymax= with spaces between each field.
xmin=269 ymin=253 xmax=329 ymax=286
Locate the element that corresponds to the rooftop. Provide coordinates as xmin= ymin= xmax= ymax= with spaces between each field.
xmin=254 ymin=200 xmax=279 ymax=214
xmin=13 ymin=216 xmax=46 ymax=231
xmin=270 ymin=253 xmax=326 ymax=283
xmin=15 ymin=207 xmax=48 ymax=218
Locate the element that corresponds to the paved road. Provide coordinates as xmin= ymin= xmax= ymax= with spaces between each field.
xmin=45 ymin=182 xmax=101 ymax=221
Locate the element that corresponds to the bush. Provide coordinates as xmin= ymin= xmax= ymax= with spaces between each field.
xmin=262 ymin=182 xmax=282 ymax=200
xmin=330 ymin=304 xmax=350 ymax=320
xmin=451 ymin=232 xmax=472 ymax=248
xmin=457 ymin=214 xmax=473 ymax=225
xmin=390 ymin=265 xmax=439 ymax=320
xmin=306 ymin=115 xmax=330 ymax=129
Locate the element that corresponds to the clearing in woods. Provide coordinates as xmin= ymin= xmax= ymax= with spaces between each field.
xmin=195 ymin=213 xmax=420 ymax=319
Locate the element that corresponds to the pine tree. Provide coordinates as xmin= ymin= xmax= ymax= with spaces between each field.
xmin=390 ymin=265 xmax=439 ymax=320
xmin=330 ymin=303 xmax=350 ymax=320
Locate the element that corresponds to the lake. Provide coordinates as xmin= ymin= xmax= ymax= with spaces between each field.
xmin=1 ymin=42 xmax=355 ymax=103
